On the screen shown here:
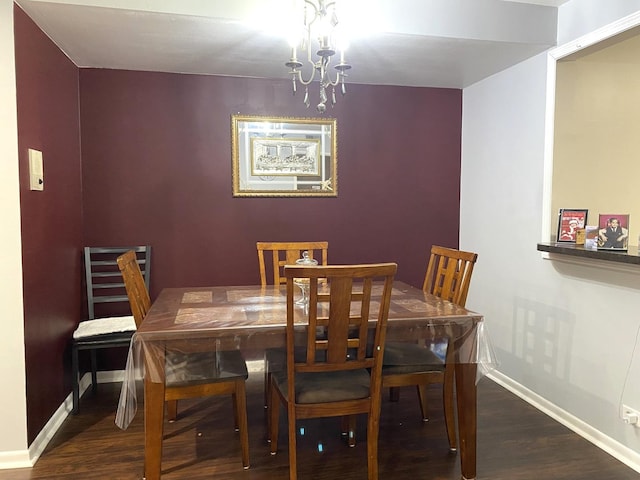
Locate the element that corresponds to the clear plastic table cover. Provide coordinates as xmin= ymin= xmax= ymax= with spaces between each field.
xmin=115 ymin=282 xmax=497 ymax=429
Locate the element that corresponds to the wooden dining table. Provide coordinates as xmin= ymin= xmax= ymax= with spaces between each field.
xmin=115 ymin=281 xmax=496 ymax=480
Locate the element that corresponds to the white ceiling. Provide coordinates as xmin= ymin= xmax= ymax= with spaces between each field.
xmin=15 ymin=0 xmax=570 ymax=89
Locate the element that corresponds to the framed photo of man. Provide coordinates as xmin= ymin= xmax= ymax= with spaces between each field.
xmin=597 ymin=214 xmax=630 ymax=250
xmin=557 ymin=209 xmax=588 ymax=243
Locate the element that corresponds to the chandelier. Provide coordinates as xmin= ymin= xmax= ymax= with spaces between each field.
xmin=285 ymin=0 xmax=351 ymax=113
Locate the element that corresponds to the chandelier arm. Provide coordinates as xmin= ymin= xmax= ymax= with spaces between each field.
xmin=303 ymin=0 xmax=319 ymax=16
xmin=296 ymin=67 xmax=317 ymax=86
xmin=324 ymin=71 xmax=342 ymax=88
xmin=290 ymin=58 xmax=321 ymax=87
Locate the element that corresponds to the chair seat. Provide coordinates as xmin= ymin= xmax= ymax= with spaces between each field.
xmin=383 ymin=363 xmax=445 ymax=375
xmin=273 ymin=368 xmax=371 ymax=404
xmin=72 ymin=315 xmax=136 ymax=339
xmin=383 ymin=341 xmax=445 ymax=366
xmin=165 ymin=350 xmax=248 ymax=387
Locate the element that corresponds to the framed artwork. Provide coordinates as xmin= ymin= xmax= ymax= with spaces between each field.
xmin=557 ymin=209 xmax=588 ymax=243
xmin=597 ymin=214 xmax=630 ymax=250
xmin=250 ymin=138 xmax=320 ymax=177
xmin=231 ymin=114 xmax=337 ymax=197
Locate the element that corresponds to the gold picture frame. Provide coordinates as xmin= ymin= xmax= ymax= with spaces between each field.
xmin=231 ymin=115 xmax=337 ymax=197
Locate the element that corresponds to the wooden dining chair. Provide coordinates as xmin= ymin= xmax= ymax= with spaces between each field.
xmin=71 ymin=246 xmax=150 ymax=414
xmin=269 ymin=262 xmax=397 ymax=480
xmin=116 ymin=250 xmax=250 ymax=469
xmin=381 ymin=245 xmax=478 ymax=451
xmin=257 ymin=241 xmax=329 ymax=421
xmin=257 ymin=241 xmax=329 ymax=286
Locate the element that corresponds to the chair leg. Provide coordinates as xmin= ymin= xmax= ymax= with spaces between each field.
xmin=71 ymin=345 xmax=80 ymax=414
xmin=166 ymin=400 xmax=178 ymax=422
xmin=341 ymin=416 xmax=356 ymax=447
xmin=265 ymin=372 xmax=273 ymax=442
xmin=232 ymin=392 xmax=240 ymax=431
xmin=264 ymin=351 xmax=270 ymax=408
xmin=416 ymin=384 xmax=429 ymax=422
xmin=287 ymin=403 xmax=298 ymax=480
xmin=269 ymin=386 xmax=281 ymax=455
xmin=366 ymin=412 xmax=379 ymax=480
xmin=90 ymin=349 xmax=98 ymax=393
xmin=235 ymin=380 xmax=250 ymax=469
xmin=443 ymin=368 xmax=457 ymax=451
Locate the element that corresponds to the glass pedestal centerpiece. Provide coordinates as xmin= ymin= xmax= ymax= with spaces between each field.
xmin=293 ymin=251 xmax=317 ymax=312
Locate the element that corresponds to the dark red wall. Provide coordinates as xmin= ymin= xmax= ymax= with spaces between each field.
xmin=14 ymin=5 xmax=83 ymax=442
xmin=80 ymin=70 xmax=462 ymax=296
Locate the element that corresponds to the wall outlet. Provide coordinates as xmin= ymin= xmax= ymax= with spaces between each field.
xmin=622 ymin=405 xmax=640 ymax=426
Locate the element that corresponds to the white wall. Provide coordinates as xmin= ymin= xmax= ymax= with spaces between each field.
xmin=557 ymin=0 xmax=640 ymax=44
xmin=0 ymin=0 xmax=30 ymax=468
xmin=461 ymin=0 xmax=640 ymax=471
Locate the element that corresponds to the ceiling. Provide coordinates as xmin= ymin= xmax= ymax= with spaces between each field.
xmin=15 ymin=0 xmax=571 ymax=89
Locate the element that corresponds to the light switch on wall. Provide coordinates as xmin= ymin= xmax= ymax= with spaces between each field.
xmin=28 ymin=148 xmax=44 ymax=191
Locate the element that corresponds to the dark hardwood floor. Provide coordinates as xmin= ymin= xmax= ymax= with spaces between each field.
xmin=1 ymin=375 xmax=638 ymax=479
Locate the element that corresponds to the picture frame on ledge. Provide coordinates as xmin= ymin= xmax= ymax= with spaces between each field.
xmin=597 ymin=214 xmax=630 ymax=251
xmin=584 ymin=226 xmax=599 ymax=250
xmin=557 ymin=208 xmax=588 ymax=243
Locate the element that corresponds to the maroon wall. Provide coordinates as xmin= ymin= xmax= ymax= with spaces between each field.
xmin=14 ymin=5 xmax=83 ymax=443
xmin=80 ymin=70 xmax=462 ymax=295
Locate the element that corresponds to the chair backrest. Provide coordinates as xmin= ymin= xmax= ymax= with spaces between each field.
xmin=84 ymin=246 xmax=151 ymax=320
xmin=423 ymin=245 xmax=478 ymax=307
xmin=117 ymin=250 xmax=152 ymax=327
xmin=257 ymin=241 xmax=328 ymax=286
xmin=284 ymin=263 xmax=397 ymax=394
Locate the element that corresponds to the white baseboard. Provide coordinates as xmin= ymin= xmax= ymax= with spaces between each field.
xmin=246 ymin=359 xmax=264 ymax=373
xmin=0 ymin=370 xmax=126 ymax=471
xmin=0 ymin=450 xmax=31 ymax=469
xmin=488 ymin=371 xmax=640 ymax=474
xmin=94 ymin=369 xmax=126 ymax=384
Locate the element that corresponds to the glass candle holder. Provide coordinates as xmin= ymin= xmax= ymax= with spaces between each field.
xmin=293 ymin=251 xmax=317 ymax=312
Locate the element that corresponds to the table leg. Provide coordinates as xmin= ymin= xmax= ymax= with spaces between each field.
xmin=144 ymin=365 xmax=165 ymax=479
xmin=455 ymin=361 xmax=477 ymax=480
